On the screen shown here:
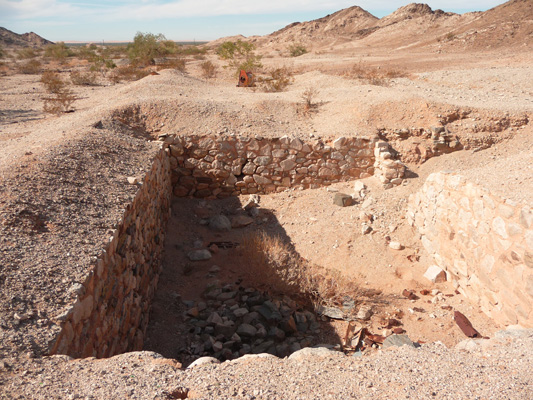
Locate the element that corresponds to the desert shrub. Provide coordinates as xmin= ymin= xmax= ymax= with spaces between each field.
xmin=70 ymin=70 xmax=99 ymax=86
xmin=41 ymin=71 xmax=77 ymax=114
xmin=261 ymin=66 xmax=294 ymax=92
xmin=16 ymin=47 xmax=40 ymax=59
xmin=18 ymin=59 xmax=42 ymax=74
xmin=44 ymin=42 xmax=74 ymax=62
xmin=89 ymin=56 xmax=116 ymax=76
xmin=347 ymin=62 xmax=408 ymax=86
xmin=300 ymin=87 xmax=320 ymax=112
xmin=41 ymin=71 xmax=66 ymax=93
xmin=288 ymin=44 xmax=308 ymax=57
xmin=241 ymin=231 xmax=360 ymax=308
xmin=156 ymin=57 xmax=186 ymax=72
xmin=0 ymin=45 xmax=4 ymax=59
xmin=127 ymin=32 xmax=167 ymax=67
xmin=177 ymin=45 xmax=207 ymax=56
xmin=43 ymin=89 xmax=77 ymax=114
xmin=109 ymin=65 xmax=151 ymax=83
xmin=200 ymin=60 xmax=217 ymax=79
xmin=217 ymin=40 xmax=262 ymax=74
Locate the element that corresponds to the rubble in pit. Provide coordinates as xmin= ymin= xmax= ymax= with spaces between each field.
xmin=178 ymin=282 xmax=325 ymax=365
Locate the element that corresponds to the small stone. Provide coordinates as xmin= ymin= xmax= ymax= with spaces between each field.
xmin=209 ymin=265 xmax=221 ymax=273
xmin=382 ymin=334 xmax=415 ymax=349
xmin=231 ymin=215 xmax=254 ymax=228
xmin=237 ymin=323 xmax=258 ymax=337
xmin=356 ymin=305 xmax=373 ymax=321
xmin=186 ymin=307 xmax=199 ymax=318
xmin=423 ymin=265 xmax=447 ymax=283
xmin=209 ymin=215 xmax=232 ymax=231
xmin=187 ymin=356 xmax=220 ymax=369
xmin=188 ymin=249 xmax=212 ymax=261
xmin=333 ymin=193 xmax=354 ymax=207
xmin=317 ymin=305 xmax=344 ymax=320
xmin=362 ymin=224 xmax=372 ymax=235
xmin=127 ymin=176 xmax=138 ymax=185
xmin=389 ymin=241 xmax=403 ymax=250
xmin=233 ymin=308 xmax=249 ymax=318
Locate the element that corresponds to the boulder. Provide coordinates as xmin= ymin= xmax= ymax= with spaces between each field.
xmin=209 ymin=215 xmax=232 ymax=231
xmin=423 ymin=265 xmax=447 ymax=283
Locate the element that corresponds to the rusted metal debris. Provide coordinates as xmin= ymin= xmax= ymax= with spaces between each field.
xmin=402 ymin=289 xmax=419 ymax=300
xmin=454 ymin=311 xmax=482 ymax=338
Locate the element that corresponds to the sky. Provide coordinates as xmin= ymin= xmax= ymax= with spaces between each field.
xmin=0 ymin=0 xmax=506 ymax=42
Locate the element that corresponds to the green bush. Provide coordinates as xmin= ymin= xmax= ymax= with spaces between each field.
xmin=216 ymin=40 xmax=262 ymax=73
xmin=16 ymin=47 xmax=40 ymax=59
xmin=44 ymin=42 xmax=74 ymax=62
xmin=18 ymin=59 xmax=42 ymax=74
xmin=288 ymin=44 xmax=308 ymax=57
xmin=127 ymin=32 xmax=167 ymax=66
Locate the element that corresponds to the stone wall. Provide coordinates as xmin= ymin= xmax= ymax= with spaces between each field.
xmin=49 ymin=147 xmax=172 ymax=358
xmin=408 ymin=172 xmax=533 ymax=327
xmin=166 ymin=134 xmax=379 ymax=198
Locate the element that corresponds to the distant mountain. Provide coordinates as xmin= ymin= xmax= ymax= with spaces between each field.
xmin=211 ymin=1 xmax=532 ymax=53
xmin=0 ymin=27 xmax=53 ymax=48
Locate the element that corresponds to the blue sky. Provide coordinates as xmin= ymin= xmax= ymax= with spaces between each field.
xmin=0 ymin=0 xmax=506 ymax=42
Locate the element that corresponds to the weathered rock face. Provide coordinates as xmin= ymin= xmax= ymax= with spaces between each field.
xmin=50 ymin=147 xmax=172 ymax=358
xmin=168 ymin=134 xmax=380 ymax=198
xmin=408 ymin=171 xmax=533 ymax=328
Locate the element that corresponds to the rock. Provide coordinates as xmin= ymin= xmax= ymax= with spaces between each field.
xmin=127 ymin=176 xmax=138 ymax=185
xmin=362 ymin=224 xmax=372 ymax=235
xmin=186 ymin=307 xmax=199 ymax=318
xmin=268 ymin=327 xmax=286 ymax=341
xmin=207 ymin=312 xmax=224 ymax=325
xmin=382 ymin=334 xmax=416 ymax=349
xmin=217 ymin=291 xmax=237 ymax=301
xmin=288 ymin=346 xmax=337 ymax=361
xmin=243 ymin=194 xmax=260 ymax=210
xmin=187 ymin=356 xmax=220 ymax=369
xmin=209 ymin=265 xmax=220 ymax=273
xmin=187 ymin=249 xmax=212 ymax=261
xmin=231 ymin=215 xmax=254 ymax=228
xmin=423 ymin=265 xmax=447 ymax=283
xmin=233 ymin=308 xmax=249 ymax=318
xmin=209 ymin=215 xmax=232 ymax=231
xmin=333 ymin=193 xmax=354 ymax=207
xmin=389 ymin=241 xmax=403 ymax=250
xmin=237 ymin=323 xmax=258 ymax=337
xmin=356 ymin=305 xmax=373 ymax=321
xmin=317 ymin=305 xmax=344 ymax=320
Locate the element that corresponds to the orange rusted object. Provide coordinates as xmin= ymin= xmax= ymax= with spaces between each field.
xmin=237 ymin=70 xmax=254 ymax=87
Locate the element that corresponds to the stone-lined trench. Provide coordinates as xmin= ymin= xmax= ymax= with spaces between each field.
xmin=47 ymin=117 xmax=532 ymax=363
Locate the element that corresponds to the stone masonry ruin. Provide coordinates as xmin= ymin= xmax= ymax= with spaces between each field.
xmin=7 ymin=112 xmax=531 ymax=364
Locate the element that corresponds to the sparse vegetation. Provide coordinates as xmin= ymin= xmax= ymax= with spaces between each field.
xmin=156 ymin=57 xmax=186 ymax=72
xmin=288 ymin=44 xmax=308 ymax=57
xmin=70 ymin=70 xmax=99 ymax=86
xmin=261 ymin=66 xmax=294 ymax=92
xmin=216 ymin=40 xmax=262 ymax=74
xmin=18 ymin=59 xmax=41 ymax=74
xmin=44 ymin=42 xmax=74 ymax=62
xmin=200 ymin=60 xmax=217 ymax=79
xmin=300 ymin=87 xmax=320 ymax=112
xmin=127 ymin=32 xmax=168 ymax=66
xmin=109 ymin=65 xmax=151 ymax=83
xmin=0 ymin=45 xmax=4 ymax=59
xmin=16 ymin=47 xmax=40 ymax=60
xmin=346 ymin=62 xmax=408 ymax=86
xmin=241 ymin=231 xmax=360 ymax=309
xmin=41 ymin=71 xmax=77 ymax=114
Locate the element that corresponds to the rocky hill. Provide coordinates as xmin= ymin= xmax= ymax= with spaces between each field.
xmin=0 ymin=27 xmax=53 ymax=48
xmin=216 ymin=1 xmax=532 ymax=53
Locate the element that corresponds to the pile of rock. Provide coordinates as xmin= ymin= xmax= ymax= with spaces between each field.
xmin=373 ymin=141 xmax=406 ymax=189
xmin=181 ymin=284 xmax=322 ymax=362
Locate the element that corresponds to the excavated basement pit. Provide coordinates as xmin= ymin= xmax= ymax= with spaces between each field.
xmin=44 ymin=108 xmax=533 ymax=366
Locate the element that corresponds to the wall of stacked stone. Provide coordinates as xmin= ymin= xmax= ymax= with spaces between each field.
xmin=373 ymin=141 xmax=406 ymax=189
xmin=166 ymin=134 xmax=378 ymax=198
xmin=407 ymin=172 xmax=533 ymax=327
xmin=49 ymin=147 xmax=172 ymax=358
